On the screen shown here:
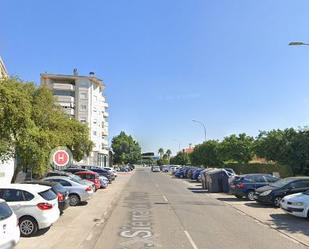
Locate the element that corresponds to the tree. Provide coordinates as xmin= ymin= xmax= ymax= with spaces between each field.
xmin=166 ymin=149 xmax=172 ymax=159
xmin=0 ymin=78 xmax=94 ymax=178
xmin=111 ymin=131 xmax=141 ymax=164
xmin=190 ymin=140 xmax=222 ymax=167
xmin=158 ymin=148 xmax=164 ymax=158
xmin=170 ymin=151 xmax=190 ymax=165
xmin=219 ymin=133 xmax=254 ymax=163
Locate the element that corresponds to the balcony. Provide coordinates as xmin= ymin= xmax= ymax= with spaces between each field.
xmin=103 ymin=111 xmax=109 ymax=117
xmin=53 ymin=83 xmax=75 ymax=91
xmin=102 ymin=129 xmax=108 ymax=136
xmin=55 ymin=95 xmax=74 ymax=103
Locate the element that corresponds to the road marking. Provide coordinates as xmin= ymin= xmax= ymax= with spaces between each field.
xmin=162 ymin=194 xmax=168 ymax=202
xmin=184 ymin=230 xmax=198 ymax=249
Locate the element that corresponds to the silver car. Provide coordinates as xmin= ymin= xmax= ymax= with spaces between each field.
xmin=99 ymin=176 xmax=109 ymax=188
xmin=43 ymin=176 xmax=94 ymax=206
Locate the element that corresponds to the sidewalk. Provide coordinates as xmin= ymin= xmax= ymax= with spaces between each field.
xmin=15 ymin=172 xmax=133 ymax=249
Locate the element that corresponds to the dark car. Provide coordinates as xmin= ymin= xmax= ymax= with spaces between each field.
xmin=63 ymin=167 xmax=87 ymax=174
xmin=23 ymin=180 xmax=69 ymax=212
xmin=46 ymin=170 xmax=72 ymax=177
xmin=87 ymin=167 xmax=114 ymax=183
xmin=230 ymin=174 xmax=279 ymax=200
xmin=255 ymin=177 xmax=309 ymax=207
xmin=191 ymin=168 xmax=203 ymax=181
xmin=174 ymin=167 xmax=187 ymax=178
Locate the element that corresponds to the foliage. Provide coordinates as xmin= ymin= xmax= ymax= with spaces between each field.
xmin=0 ymin=78 xmax=93 ymax=177
xmin=170 ymin=151 xmax=190 ymax=165
xmin=190 ymin=140 xmax=222 ymax=167
xmin=111 ymin=131 xmax=141 ymax=164
xmin=158 ymin=148 xmax=164 ymax=158
xmin=219 ymin=133 xmax=254 ymax=163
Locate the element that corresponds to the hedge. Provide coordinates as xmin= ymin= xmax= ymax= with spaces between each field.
xmin=221 ymin=163 xmax=293 ymax=178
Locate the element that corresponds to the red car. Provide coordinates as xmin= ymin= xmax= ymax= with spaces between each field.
xmin=75 ymin=171 xmax=101 ymax=190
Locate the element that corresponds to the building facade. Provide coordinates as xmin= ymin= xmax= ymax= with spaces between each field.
xmin=41 ymin=71 xmax=109 ymax=167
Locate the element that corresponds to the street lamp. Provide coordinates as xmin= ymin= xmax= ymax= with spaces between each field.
xmin=192 ymin=119 xmax=206 ymax=142
xmin=289 ymin=41 xmax=309 ymax=46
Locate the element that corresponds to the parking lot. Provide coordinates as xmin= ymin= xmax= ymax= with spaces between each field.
xmin=179 ymin=176 xmax=309 ymax=247
xmin=14 ymin=172 xmax=133 ymax=249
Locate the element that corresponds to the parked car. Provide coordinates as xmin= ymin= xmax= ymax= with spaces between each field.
xmin=24 ymin=181 xmax=70 ymax=213
xmin=63 ymin=167 xmax=87 ymax=174
xmin=103 ymin=167 xmax=118 ymax=177
xmin=201 ymin=168 xmax=216 ymax=189
xmin=46 ymin=171 xmax=96 ymax=191
xmin=174 ymin=167 xmax=187 ymax=178
xmin=255 ymin=177 xmax=309 ymax=207
xmin=99 ymin=176 xmax=109 ymax=188
xmin=280 ymin=190 xmax=309 ymax=218
xmin=0 ymin=184 xmax=60 ymax=237
xmin=43 ymin=176 xmax=94 ymax=206
xmin=87 ymin=167 xmax=114 ymax=182
xmin=191 ymin=168 xmax=203 ymax=181
xmin=75 ymin=171 xmax=101 ymax=190
xmin=151 ymin=166 xmax=161 ymax=172
xmin=230 ymin=174 xmax=279 ymax=200
xmin=0 ymin=199 xmax=20 ymax=248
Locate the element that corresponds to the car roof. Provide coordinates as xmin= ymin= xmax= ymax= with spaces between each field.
xmin=44 ymin=176 xmax=72 ymax=180
xmin=24 ymin=180 xmax=58 ymax=187
xmin=76 ymin=170 xmax=97 ymax=175
xmin=239 ymin=173 xmax=272 ymax=177
xmin=0 ymin=183 xmax=50 ymax=192
xmin=284 ymin=177 xmax=309 ymax=180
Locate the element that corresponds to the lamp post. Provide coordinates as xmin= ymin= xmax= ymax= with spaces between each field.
xmin=192 ymin=119 xmax=206 ymax=142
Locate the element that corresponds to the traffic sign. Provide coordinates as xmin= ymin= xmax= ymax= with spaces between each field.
xmin=50 ymin=147 xmax=72 ymax=169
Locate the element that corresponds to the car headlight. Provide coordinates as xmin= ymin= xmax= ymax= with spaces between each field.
xmin=291 ymin=202 xmax=304 ymax=206
xmin=260 ymin=190 xmax=272 ymax=196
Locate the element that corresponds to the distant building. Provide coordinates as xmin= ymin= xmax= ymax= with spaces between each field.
xmin=183 ymin=144 xmax=194 ymax=154
xmin=41 ymin=70 xmax=109 ymax=167
xmin=0 ymin=56 xmax=15 ymax=184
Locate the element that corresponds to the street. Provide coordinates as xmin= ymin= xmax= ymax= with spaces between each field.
xmin=90 ymin=168 xmax=307 ymax=249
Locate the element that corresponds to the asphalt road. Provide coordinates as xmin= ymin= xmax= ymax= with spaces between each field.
xmin=91 ymin=168 xmax=308 ymax=249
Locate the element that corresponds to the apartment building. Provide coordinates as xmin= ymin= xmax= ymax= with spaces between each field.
xmin=41 ymin=70 xmax=109 ymax=167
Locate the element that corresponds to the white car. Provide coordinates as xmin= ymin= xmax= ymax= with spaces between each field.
xmin=0 ymin=199 xmax=20 ymax=249
xmin=104 ymin=167 xmax=118 ymax=177
xmin=0 ymin=184 xmax=60 ymax=237
xmin=280 ymin=191 xmax=309 ymax=218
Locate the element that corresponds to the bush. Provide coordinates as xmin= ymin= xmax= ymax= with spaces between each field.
xmin=223 ymin=162 xmax=293 ymax=178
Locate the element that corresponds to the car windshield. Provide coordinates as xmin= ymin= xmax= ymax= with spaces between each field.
xmin=69 ymin=175 xmax=83 ymax=184
xmin=0 ymin=202 xmax=12 ymax=221
xmin=269 ymin=178 xmax=295 ymax=188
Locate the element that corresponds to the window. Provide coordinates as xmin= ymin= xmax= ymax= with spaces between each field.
xmin=93 ymin=131 xmax=97 ymax=136
xmin=290 ymin=181 xmax=309 ymax=189
xmin=80 ymin=104 xmax=87 ymax=111
xmin=23 ymin=191 xmax=34 ymax=201
xmin=58 ymin=179 xmax=72 ymax=187
xmin=0 ymin=202 xmax=12 ymax=221
xmin=39 ymin=189 xmax=57 ymax=201
xmin=80 ymin=93 xmax=87 ymax=99
xmin=0 ymin=189 xmax=24 ymax=202
xmin=253 ymin=175 xmax=266 ymax=182
xmin=264 ymin=175 xmax=278 ymax=183
xmin=93 ymin=119 xmax=97 ymax=125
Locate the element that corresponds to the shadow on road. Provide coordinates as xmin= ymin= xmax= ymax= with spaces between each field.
xmin=269 ymin=213 xmax=309 ymax=236
xmin=187 ymin=187 xmax=208 ymax=194
xmin=216 ymin=197 xmax=247 ymax=202
xmin=245 ymin=202 xmax=274 ymax=209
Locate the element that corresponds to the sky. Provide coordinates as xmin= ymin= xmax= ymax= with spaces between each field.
xmin=2 ymin=0 xmax=309 ymax=155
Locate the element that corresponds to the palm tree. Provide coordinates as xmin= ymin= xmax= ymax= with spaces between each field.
xmin=158 ymin=148 xmax=164 ymax=158
xmin=166 ymin=149 xmax=172 ymax=159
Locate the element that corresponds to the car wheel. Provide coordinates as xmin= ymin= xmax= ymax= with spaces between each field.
xmin=273 ymin=196 xmax=282 ymax=207
xmin=235 ymin=195 xmax=243 ymax=199
xmin=246 ymin=191 xmax=255 ymax=201
xmin=19 ymin=216 xmax=38 ymax=237
xmin=69 ymin=194 xmax=80 ymax=206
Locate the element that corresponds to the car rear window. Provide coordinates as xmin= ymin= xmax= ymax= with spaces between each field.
xmin=39 ymin=189 xmax=57 ymax=201
xmin=0 ymin=202 xmax=13 ymax=221
xmin=52 ymin=183 xmax=66 ymax=193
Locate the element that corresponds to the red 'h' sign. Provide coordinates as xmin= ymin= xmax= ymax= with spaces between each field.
xmin=53 ymin=150 xmax=69 ymax=167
